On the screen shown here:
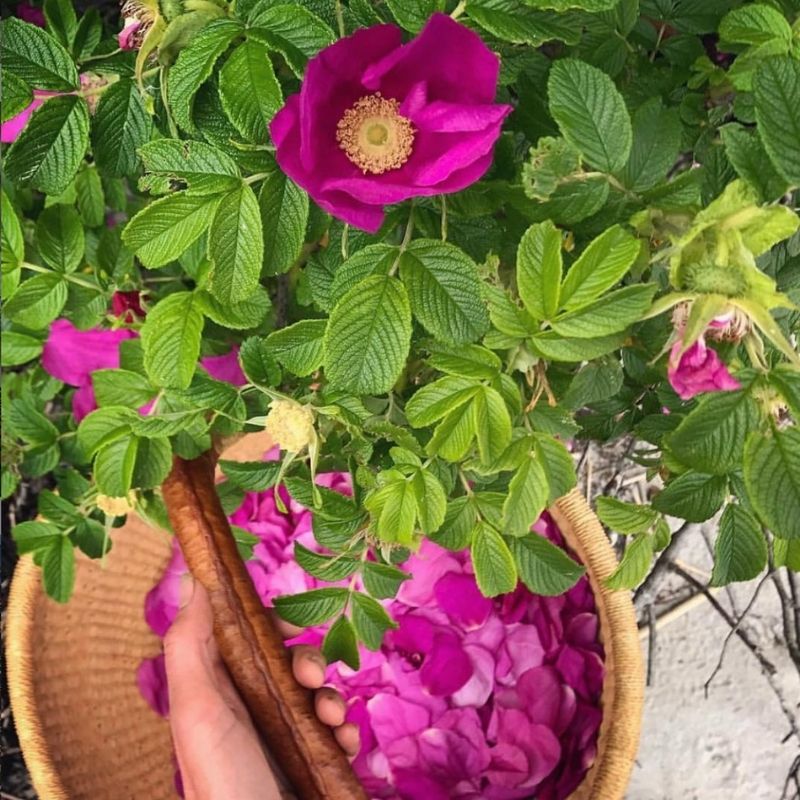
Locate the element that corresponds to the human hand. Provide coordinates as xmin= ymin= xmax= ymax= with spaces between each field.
xmin=164 ymin=578 xmax=360 ymax=800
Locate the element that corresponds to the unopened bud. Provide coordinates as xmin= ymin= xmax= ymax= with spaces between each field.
xmin=96 ymin=492 xmax=137 ymax=516
xmin=264 ymin=399 xmax=316 ymax=453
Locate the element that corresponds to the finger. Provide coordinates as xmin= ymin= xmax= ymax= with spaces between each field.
xmin=268 ymin=609 xmax=305 ymax=640
xmin=314 ymin=687 xmax=346 ymax=727
xmin=334 ymin=723 xmax=360 ymax=757
xmin=291 ymin=645 xmax=326 ymax=689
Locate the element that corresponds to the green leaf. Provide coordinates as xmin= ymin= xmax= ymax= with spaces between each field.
xmin=563 ymin=357 xmax=623 ymax=409
xmin=208 ymin=183 xmax=263 ymax=304
xmin=668 ymin=389 xmax=760 ymax=475
xmin=247 ymin=5 xmax=335 ymax=77
xmin=730 ymin=297 xmax=800 ymax=366
xmin=75 ymin=167 xmax=105 ymax=227
xmin=139 ymin=138 xmax=241 ymax=195
xmin=325 ymin=275 xmax=412 ymax=395
xmin=259 ymin=156 xmax=309 ymax=275
xmin=503 ymin=453 xmax=548 ymax=537
xmin=430 ymin=496 xmax=476 ymax=551
xmin=529 ymin=330 xmax=626 ymax=362
xmin=219 ymin=459 xmax=281 ymax=491
xmin=294 ymin=543 xmax=360 ymax=582
xmin=13 ymin=520 xmax=62 ymax=554
xmin=605 ymin=533 xmax=653 ymax=590
xmin=471 ymin=521 xmax=517 ymax=597
xmin=368 ymin=475 xmax=418 ymax=546
xmin=5 ymin=95 xmax=89 ymax=194
xmin=427 ymin=343 xmax=501 ymax=380
xmin=744 ymin=428 xmax=800 ymax=539
xmin=400 ymin=240 xmax=488 ymax=344
xmin=720 ymin=123 xmax=787 ymax=201
xmin=719 ymin=4 xmax=793 ymax=47
xmin=710 ymin=504 xmax=767 ymax=585
xmin=132 ymin=436 xmax=173 ymax=490
xmin=4 ymin=273 xmax=67 ymax=329
xmin=559 ymin=225 xmax=640 ymax=310
xmin=596 ymin=496 xmax=658 ymax=534
xmin=551 ymin=283 xmax=656 ymax=338
xmin=351 ymin=593 xmax=396 ymax=650
xmin=168 ymin=19 xmax=244 ymax=133
xmin=770 ymin=366 xmax=800 ymax=417
xmin=44 ymin=0 xmax=77 ymax=49
xmin=385 ymin=0 xmax=441 ymax=31
xmin=330 ymin=244 xmax=397 ymax=297
xmin=123 ymin=191 xmax=220 ymax=268
xmin=362 ymin=562 xmax=410 ymax=599
xmin=1 ymin=69 xmax=33 ymax=122
xmin=92 ymin=79 xmax=151 ymax=177
xmin=511 ymin=533 xmax=585 ymax=594
xmin=8 ymin=399 xmax=59 ymax=445
xmin=467 ymin=0 xmax=581 ymax=46
xmin=219 ymin=39 xmax=282 ymax=142
xmin=548 ymin=57 xmax=632 ymax=173
xmin=1 ymin=332 xmax=43 ymax=367
xmin=0 ymin=17 xmax=78 ymax=90
xmin=753 ymin=56 xmax=800 ymax=185
xmin=774 ymin=539 xmax=800 ymax=571
xmin=132 ymin=410 xmax=204 ymax=438
xmin=533 ymin=433 xmax=576 ymax=502
xmin=141 ymin=291 xmax=204 ymax=389
xmin=94 ymin=436 xmax=138 ymax=497
xmin=1 ymin=190 xmax=24 ymax=272
xmin=619 ymin=98 xmax=682 ymax=192
xmin=41 ymin=536 xmax=75 ymax=603
xmin=472 ymin=384 xmax=512 ymax=465
xmin=406 ymin=376 xmax=479 ymax=427
xmin=517 ymin=220 xmax=562 ymax=320
xmin=264 ymin=319 xmax=326 ymax=377
xmin=428 ymin=400 xmax=477 ymax=462
xmin=92 ymin=369 xmax=155 ymax=408
xmin=322 ymin=615 xmax=360 ymax=670
xmin=35 ymin=204 xmax=84 ymax=273
xmin=77 ymin=406 xmax=137 ymax=456
xmin=239 ymin=336 xmax=281 ymax=389
xmin=273 ymin=587 xmax=349 ymax=626
xmin=73 ymin=518 xmax=112 ymax=559
xmin=413 ymin=469 xmax=447 ymax=535
xmin=652 ymin=471 xmax=728 ymax=523
xmin=195 ymin=286 xmax=270 ymax=330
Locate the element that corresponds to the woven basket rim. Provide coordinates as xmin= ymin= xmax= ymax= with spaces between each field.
xmin=6 ymin=487 xmax=643 ymax=800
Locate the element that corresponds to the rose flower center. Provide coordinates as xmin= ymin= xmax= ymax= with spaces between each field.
xmin=336 ymin=94 xmax=415 ymax=175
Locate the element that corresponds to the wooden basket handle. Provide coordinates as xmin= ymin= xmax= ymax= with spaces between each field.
xmin=161 ymin=451 xmax=368 ymax=800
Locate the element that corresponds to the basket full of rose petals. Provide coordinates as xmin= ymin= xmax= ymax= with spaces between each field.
xmin=7 ymin=434 xmax=643 ymax=800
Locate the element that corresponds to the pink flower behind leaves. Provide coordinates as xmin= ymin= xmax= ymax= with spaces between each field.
xmin=270 ymin=14 xmax=512 ymax=232
xmin=118 ymin=20 xmax=143 ymax=50
xmin=16 ymin=2 xmax=45 ymax=26
xmin=667 ymin=337 xmax=741 ymax=401
xmin=111 ymin=290 xmax=147 ymax=322
xmin=1 ymin=94 xmax=49 ymax=143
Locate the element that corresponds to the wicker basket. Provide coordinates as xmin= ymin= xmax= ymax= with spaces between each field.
xmin=6 ymin=436 xmax=644 ymax=800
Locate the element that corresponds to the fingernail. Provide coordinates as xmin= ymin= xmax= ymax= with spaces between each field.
xmin=179 ymin=573 xmax=195 ymax=609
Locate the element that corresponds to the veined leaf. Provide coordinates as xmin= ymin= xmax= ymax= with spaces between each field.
xmin=551 ymin=283 xmax=656 ymax=338
xmin=35 ymin=204 xmax=84 ymax=273
xmin=503 ymin=452 xmax=548 ymax=537
xmin=92 ymin=79 xmax=151 ymax=177
xmin=605 ymin=533 xmax=653 ymax=590
xmin=139 ymin=138 xmax=241 ymax=195
xmin=710 ymin=504 xmax=767 ymax=585
xmin=273 ymin=587 xmax=349 ymax=626
xmin=471 ymin=521 xmax=517 ymax=597
xmin=265 ymin=319 xmax=326 ymax=377
xmin=511 ymin=533 xmax=585 ymax=595
xmin=517 ymin=220 xmax=562 ymax=320
xmin=652 ymin=471 xmax=728 ymax=522
xmin=0 ymin=17 xmax=78 ymax=90
xmin=4 ymin=273 xmax=67 ymax=329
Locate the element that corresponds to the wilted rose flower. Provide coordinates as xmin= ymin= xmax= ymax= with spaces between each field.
xmin=117 ymin=0 xmax=157 ymax=50
xmin=270 ymin=14 xmax=512 ymax=232
xmin=111 ymin=290 xmax=147 ymax=323
xmin=668 ymin=337 xmax=741 ymax=400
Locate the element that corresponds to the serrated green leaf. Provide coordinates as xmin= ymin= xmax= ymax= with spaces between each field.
xmin=413 ymin=469 xmax=447 ymax=534
xmin=208 ymin=183 xmax=263 ymax=304
xmin=132 ymin=436 xmax=172 ymax=490
xmin=94 ymin=436 xmax=138 ymax=496
xmin=652 ymin=471 xmax=728 ymax=522
xmin=239 ymin=336 xmax=281 ymax=388
xmin=1 ymin=332 xmax=43 ymax=367
xmin=511 ymin=532 xmax=585 ymax=594
xmin=325 ymin=275 xmax=412 ymax=396
xmin=370 ymin=476 xmax=418 ymax=546
xmin=1 ymin=69 xmax=33 ymax=122
xmin=710 ymin=504 xmax=767 ymax=585
xmin=400 ymin=239 xmax=489 ymax=345
xmin=92 ymin=369 xmax=155 ymax=408
xmin=503 ymin=453 xmax=548 ymax=536
xmin=533 ymin=433 xmax=576 ymax=502
xmin=219 ymin=39 xmax=282 ymax=142
xmin=259 ymin=156 xmax=309 ymax=275
xmin=218 ymin=459 xmax=281 ymax=491
xmin=92 ymin=79 xmax=151 ymax=177
xmin=273 ymin=587 xmax=349 ymax=626
xmin=753 ymin=56 xmax=800 ymax=185
xmin=13 ymin=520 xmax=63 ymax=554
xmin=769 ymin=366 xmax=800 ymax=417
xmin=35 ymin=204 xmax=84 ymax=273
xmin=41 ymin=535 xmax=75 ymax=603
xmin=1 ymin=190 xmax=24 ymax=272
xmin=139 ymin=138 xmax=241 ymax=195
xmin=264 ymin=319 xmax=326 ymax=377
xmin=560 ymin=225 xmax=640 ymax=310
xmin=132 ymin=410 xmax=205 ymax=438
xmin=141 ymin=291 xmax=204 ymax=389
xmin=77 ymin=406 xmax=137 ymax=456
xmin=720 ymin=123 xmax=787 ymax=201
xmin=351 ymin=592 xmax=396 ymax=650
xmin=548 ymin=57 xmax=632 ymax=174
xmin=668 ymin=388 xmax=760 ymax=475
xmin=605 ymin=532 xmax=653 ymax=590
xmin=596 ymin=496 xmax=658 ymax=534
xmin=471 ymin=521 xmax=517 ymax=596
xmin=75 ymin=167 xmax=105 ymax=227
xmin=517 ymin=220 xmax=562 ymax=320
xmin=744 ymin=428 xmax=800 ymax=539
xmin=73 ymin=518 xmax=111 ymax=559
xmin=719 ymin=4 xmax=792 ymax=47
xmin=4 ymin=273 xmax=68 ymax=329
xmin=362 ymin=561 xmax=410 ymax=598
xmin=5 ymin=95 xmax=89 ymax=194
xmin=467 ymin=0 xmax=581 ymax=46
xmin=8 ymin=399 xmax=59 ymax=446
xmin=473 ymin=384 xmax=512 ymax=465
xmin=406 ymin=376 xmax=479 ymax=427
xmin=551 ymin=283 xmax=656 ymax=338
xmin=195 ymin=286 xmax=270 ymax=330
xmin=430 ymin=496 xmax=477 ymax=551
xmin=563 ymin=357 xmax=623 ymax=409
xmin=0 ymin=17 xmax=78 ymax=90
xmin=330 ymin=244 xmax=397 ymax=298
xmin=426 ymin=343 xmax=501 ymax=380
xmin=774 ymin=539 xmax=800 ymax=571
xmin=294 ymin=543 xmax=360 ymax=581
xmin=322 ymin=614 xmax=360 ymax=669
xmin=123 ymin=191 xmax=220 ymax=268
xmin=44 ymin=0 xmax=77 ymax=48
xmin=529 ymin=330 xmax=627 ymax=362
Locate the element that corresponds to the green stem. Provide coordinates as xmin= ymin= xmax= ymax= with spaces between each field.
xmin=440 ymin=196 xmax=448 ymax=242
xmin=450 ymin=0 xmax=467 ymax=19
xmin=334 ymin=0 xmax=346 ymax=38
xmin=244 ymin=172 xmax=271 ymax=185
xmin=388 ymin=205 xmax=416 ymax=277
xmin=22 ymin=262 xmax=102 ymax=292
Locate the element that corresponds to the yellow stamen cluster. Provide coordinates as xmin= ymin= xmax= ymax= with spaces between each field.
xmin=336 ymin=94 xmax=415 ymax=175
xmin=264 ymin=399 xmax=316 ymax=453
xmin=96 ymin=492 xmax=137 ymax=516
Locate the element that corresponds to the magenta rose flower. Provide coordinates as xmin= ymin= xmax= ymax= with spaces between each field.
xmin=270 ymin=13 xmax=512 ymax=232
xmin=668 ymin=337 xmax=740 ymax=400
xmin=16 ymin=2 xmax=45 ymax=27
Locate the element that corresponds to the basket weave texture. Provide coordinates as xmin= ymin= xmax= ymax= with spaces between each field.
xmin=7 ymin=444 xmax=643 ymax=800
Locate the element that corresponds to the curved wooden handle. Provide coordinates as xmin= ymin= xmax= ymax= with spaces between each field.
xmin=161 ymin=452 xmax=368 ymax=800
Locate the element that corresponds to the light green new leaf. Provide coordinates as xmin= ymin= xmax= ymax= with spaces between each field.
xmin=428 ymin=400 xmax=477 ymax=462
xmin=719 ymin=4 xmax=793 ymax=47
xmin=1 ymin=332 xmax=43 ymax=367
xmin=94 ymin=436 xmax=138 ymax=496
xmin=5 ymin=95 xmax=89 ymax=195
xmin=533 ymin=433 xmax=576 ymax=502
xmin=560 ymin=225 xmax=640 ymax=310
xmin=208 ymin=183 xmax=263 ymax=304
xmin=503 ymin=453 xmax=548 ymax=537
xmin=710 ymin=504 xmax=767 ymax=585
xmin=92 ymin=79 xmax=151 ymax=177
xmin=406 ymin=376 xmax=479 ymax=427
xmin=35 ymin=204 xmax=84 ymax=274
xmin=4 ymin=273 xmax=68 ymax=330
xmin=471 ymin=521 xmax=517 ymax=597
xmin=141 ymin=291 xmax=204 ymax=389
xmin=400 ymin=240 xmax=489 ymax=345
xmin=511 ymin=533 xmax=585 ymax=595
xmin=219 ymin=39 xmax=282 ymax=142
xmin=744 ymin=428 xmax=800 ymax=539
xmin=473 ymin=385 xmax=512 ymax=465
xmin=548 ymin=58 xmax=632 ymax=174
xmin=325 ymin=275 xmax=412 ymax=395
xmin=123 ymin=191 xmax=220 ymax=268
xmin=0 ymin=17 xmax=78 ymax=90
xmin=605 ymin=533 xmax=653 ymax=590
xmin=426 ymin=344 xmax=501 ymax=380
xmin=753 ymin=57 xmax=800 ymax=185
xmin=517 ymin=220 xmax=562 ymax=320
xmin=551 ymin=283 xmax=656 ymax=338
xmin=413 ymin=469 xmax=447 ymax=534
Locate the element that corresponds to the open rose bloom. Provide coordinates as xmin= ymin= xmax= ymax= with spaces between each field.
xmin=139 ymin=475 xmax=604 ymax=799
xmin=271 ymin=13 xmax=512 ymax=232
